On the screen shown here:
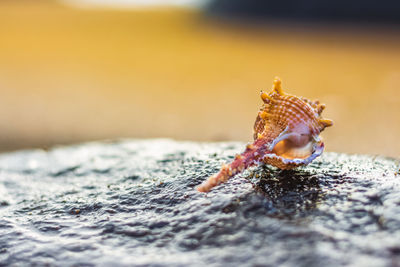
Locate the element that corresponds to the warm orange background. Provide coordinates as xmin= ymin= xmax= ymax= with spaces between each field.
xmin=1 ymin=1 xmax=400 ymax=158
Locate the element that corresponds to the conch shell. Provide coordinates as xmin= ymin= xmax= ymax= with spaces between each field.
xmin=197 ymin=77 xmax=333 ymax=192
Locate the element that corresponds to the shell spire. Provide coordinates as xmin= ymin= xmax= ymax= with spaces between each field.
xmin=197 ymin=77 xmax=333 ymax=193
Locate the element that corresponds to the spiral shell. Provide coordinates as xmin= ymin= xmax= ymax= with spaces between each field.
xmin=253 ymin=77 xmax=333 ymax=169
xmin=197 ymin=77 xmax=333 ymax=192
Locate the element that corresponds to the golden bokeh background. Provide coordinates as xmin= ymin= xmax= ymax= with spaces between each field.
xmin=1 ymin=1 xmax=400 ymax=158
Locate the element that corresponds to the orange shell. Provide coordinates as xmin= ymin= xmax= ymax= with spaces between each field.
xmin=254 ymin=77 xmax=333 ymax=169
xmin=197 ymin=77 xmax=333 ymax=192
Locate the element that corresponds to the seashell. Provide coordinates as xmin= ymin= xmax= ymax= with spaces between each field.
xmin=197 ymin=77 xmax=333 ymax=192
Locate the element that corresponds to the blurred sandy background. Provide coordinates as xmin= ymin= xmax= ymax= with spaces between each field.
xmin=0 ymin=0 xmax=399 ymax=158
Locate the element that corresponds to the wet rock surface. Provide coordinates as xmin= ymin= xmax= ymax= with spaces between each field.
xmin=0 ymin=139 xmax=399 ymax=266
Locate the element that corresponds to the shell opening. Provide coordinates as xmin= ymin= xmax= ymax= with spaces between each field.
xmin=272 ymin=139 xmax=314 ymax=160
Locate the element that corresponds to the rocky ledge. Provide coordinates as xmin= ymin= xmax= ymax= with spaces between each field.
xmin=0 ymin=139 xmax=399 ymax=266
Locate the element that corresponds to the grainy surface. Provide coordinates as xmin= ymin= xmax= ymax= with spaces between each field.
xmin=0 ymin=139 xmax=399 ymax=266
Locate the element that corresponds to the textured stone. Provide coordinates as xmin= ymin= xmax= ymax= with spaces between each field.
xmin=0 ymin=139 xmax=399 ymax=266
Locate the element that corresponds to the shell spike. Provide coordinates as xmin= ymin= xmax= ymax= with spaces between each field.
xmin=316 ymin=104 xmax=326 ymax=114
xmin=260 ymin=90 xmax=274 ymax=103
xmin=259 ymin=111 xmax=269 ymax=120
xmin=272 ymin=77 xmax=284 ymax=95
xmin=319 ymin=118 xmax=333 ymax=128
